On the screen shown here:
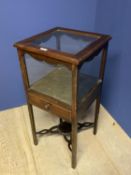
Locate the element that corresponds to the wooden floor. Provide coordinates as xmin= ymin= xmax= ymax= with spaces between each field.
xmin=0 ymin=104 xmax=131 ymax=175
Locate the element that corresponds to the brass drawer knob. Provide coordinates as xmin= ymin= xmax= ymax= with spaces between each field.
xmin=44 ymin=103 xmax=50 ymax=110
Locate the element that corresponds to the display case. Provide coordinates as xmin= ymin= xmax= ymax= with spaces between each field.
xmin=14 ymin=27 xmax=111 ymax=168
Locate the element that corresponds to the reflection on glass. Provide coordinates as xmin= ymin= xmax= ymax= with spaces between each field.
xmin=25 ymin=54 xmax=55 ymax=85
xmin=30 ymin=66 xmax=72 ymax=105
xmin=32 ymin=31 xmax=97 ymax=54
xmin=25 ymin=54 xmax=100 ymax=106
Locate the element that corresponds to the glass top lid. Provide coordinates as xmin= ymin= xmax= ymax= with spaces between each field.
xmin=32 ymin=30 xmax=98 ymax=55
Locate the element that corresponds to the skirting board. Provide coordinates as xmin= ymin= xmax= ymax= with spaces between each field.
xmin=99 ymin=104 xmax=131 ymax=139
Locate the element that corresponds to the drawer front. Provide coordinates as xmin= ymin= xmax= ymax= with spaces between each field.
xmin=28 ymin=92 xmax=71 ymax=122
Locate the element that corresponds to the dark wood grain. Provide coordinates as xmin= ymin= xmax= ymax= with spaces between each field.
xmin=71 ymin=65 xmax=78 ymax=168
xmin=14 ymin=27 xmax=111 ymax=169
xmin=94 ymin=43 xmax=109 ymax=134
xmin=17 ymin=49 xmax=38 ymax=145
xmin=14 ymin=27 xmax=111 ymax=65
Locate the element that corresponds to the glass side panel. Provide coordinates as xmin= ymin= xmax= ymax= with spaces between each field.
xmin=25 ymin=54 xmax=56 ymax=85
xmin=25 ymin=54 xmax=72 ymax=104
xmin=31 ymin=66 xmax=72 ymax=105
xmin=32 ymin=31 xmax=98 ymax=54
xmin=80 ymin=50 xmax=101 ymax=78
xmin=30 ymin=66 xmax=99 ymax=105
xmin=25 ymin=54 xmax=101 ymax=106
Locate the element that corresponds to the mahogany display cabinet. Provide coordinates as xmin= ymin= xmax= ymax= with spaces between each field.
xmin=14 ymin=27 xmax=111 ymax=168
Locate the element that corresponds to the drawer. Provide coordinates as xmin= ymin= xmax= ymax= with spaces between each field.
xmin=28 ymin=91 xmax=71 ymax=122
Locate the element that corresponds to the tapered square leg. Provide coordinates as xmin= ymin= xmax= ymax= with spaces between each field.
xmin=93 ymin=97 xmax=100 ymax=135
xmin=27 ymin=103 xmax=38 ymax=145
xmin=71 ymin=120 xmax=77 ymax=169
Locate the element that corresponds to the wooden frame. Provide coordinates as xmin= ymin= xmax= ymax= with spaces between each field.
xmin=14 ymin=27 xmax=111 ymax=65
xmin=14 ymin=27 xmax=111 ymax=168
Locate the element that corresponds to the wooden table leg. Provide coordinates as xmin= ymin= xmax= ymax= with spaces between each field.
xmin=27 ymin=103 xmax=38 ymax=145
xmin=71 ymin=118 xmax=77 ymax=168
xmin=94 ymin=96 xmax=100 ymax=135
xmin=71 ymin=65 xmax=78 ymax=168
xmin=93 ymin=44 xmax=108 ymax=135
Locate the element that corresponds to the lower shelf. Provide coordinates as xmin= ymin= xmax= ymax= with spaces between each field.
xmin=30 ymin=66 xmax=101 ymax=106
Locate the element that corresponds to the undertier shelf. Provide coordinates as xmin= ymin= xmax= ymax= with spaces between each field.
xmin=30 ymin=67 xmax=101 ymax=106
